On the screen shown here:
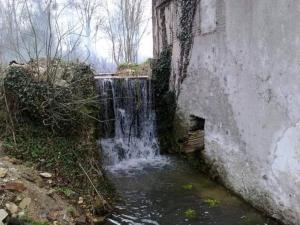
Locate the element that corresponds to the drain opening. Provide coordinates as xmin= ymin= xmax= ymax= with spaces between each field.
xmin=183 ymin=115 xmax=205 ymax=153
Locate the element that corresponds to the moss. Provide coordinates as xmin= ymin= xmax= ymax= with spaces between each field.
xmin=184 ymin=208 xmax=197 ymax=219
xmin=204 ymin=198 xmax=220 ymax=208
xmin=182 ymin=184 xmax=193 ymax=190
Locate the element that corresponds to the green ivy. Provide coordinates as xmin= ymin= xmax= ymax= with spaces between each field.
xmin=152 ymin=47 xmax=179 ymax=153
xmin=4 ymin=64 xmax=98 ymax=134
xmin=178 ymin=0 xmax=198 ymax=87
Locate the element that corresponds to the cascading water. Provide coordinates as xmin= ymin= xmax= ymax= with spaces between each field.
xmin=97 ymin=78 xmax=167 ymax=171
xmin=97 ymin=77 xmax=280 ymax=225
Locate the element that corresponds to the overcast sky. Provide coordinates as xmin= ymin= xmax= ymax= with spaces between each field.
xmin=94 ymin=0 xmax=153 ymax=64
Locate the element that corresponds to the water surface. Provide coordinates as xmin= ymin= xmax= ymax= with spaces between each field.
xmin=104 ymin=157 xmax=280 ymax=225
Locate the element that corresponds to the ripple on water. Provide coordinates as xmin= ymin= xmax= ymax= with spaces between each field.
xmin=104 ymin=157 xmax=282 ymax=225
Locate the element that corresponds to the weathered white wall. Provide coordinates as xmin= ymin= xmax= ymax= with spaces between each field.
xmin=153 ymin=0 xmax=300 ymax=224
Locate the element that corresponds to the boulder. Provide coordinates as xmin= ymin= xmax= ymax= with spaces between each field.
xmin=5 ymin=202 xmax=19 ymax=214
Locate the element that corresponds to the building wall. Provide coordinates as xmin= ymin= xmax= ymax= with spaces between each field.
xmin=153 ymin=1 xmax=300 ymax=224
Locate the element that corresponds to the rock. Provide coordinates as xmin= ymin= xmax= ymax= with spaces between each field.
xmin=47 ymin=179 xmax=53 ymax=184
xmin=5 ymin=202 xmax=19 ymax=214
xmin=0 ymin=209 xmax=8 ymax=224
xmin=47 ymin=189 xmax=56 ymax=197
xmin=15 ymin=196 xmax=23 ymax=203
xmin=94 ymin=197 xmax=111 ymax=216
xmin=75 ymin=215 xmax=87 ymax=224
xmin=19 ymin=198 xmax=31 ymax=210
xmin=0 ymin=182 xmax=26 ymax=192
xmin=1 ymin=157 xmax=21 ymax=165
xmin=17 ymin=211 xmax=25 ymax=218
xmin=78 ymin=197 xmax=84 ymax=205
xmin=39 ymin=172 xmax=52 ymax=178
xmin=47 ymin=210 xmax=60 ymax=221
xmin=92 ymin=217 xmax=105 ymax=225
xmin=21 ymin=173 xmax=35 ymax=183
xmin=0 ymin=168 xmax=8 ymax=178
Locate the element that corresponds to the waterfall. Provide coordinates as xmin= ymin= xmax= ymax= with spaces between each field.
xmin=97 ymin=78 xmax=166 ymax=171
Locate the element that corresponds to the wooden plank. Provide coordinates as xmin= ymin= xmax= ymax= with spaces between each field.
xmin=183 ymin=130 xmax=205 ymax=154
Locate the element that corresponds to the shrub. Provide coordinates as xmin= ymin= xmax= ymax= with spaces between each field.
xmin=3 ymin=63 xmax=98 ymax=133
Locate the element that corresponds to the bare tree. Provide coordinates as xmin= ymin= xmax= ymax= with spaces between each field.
xmin=102 ymin=0 xmax=149 ymax=66
xmin=70 ymin=0 xmax=103 ymax=56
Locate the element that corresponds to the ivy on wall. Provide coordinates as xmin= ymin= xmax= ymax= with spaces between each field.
xmin=177 ymin=0 xmax=198 ymax=91
xmin=152 ymin=47 xmax=176 ymax=152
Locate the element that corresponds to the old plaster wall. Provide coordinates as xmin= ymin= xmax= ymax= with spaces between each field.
xmin=153 ymin=0 xmax=300 ymax=224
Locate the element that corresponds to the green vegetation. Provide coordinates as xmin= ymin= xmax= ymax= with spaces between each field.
xmin=182 ymin=183 xmax=193 ymax=190
xmin=118 ymin=62 xmax=139 ymax=71
xmin=177 ymin=0 xmax=198 ymax=86
xmin=4 ymin=63 xmax=97 ymax=133
xmin=184 ymin=208 xmax=197 ymax=219
xmin=0 ymin=62 xmax=114 ymax=210
xmin=152 ymin=47 xmax=188 ymax=153
xmin=117 ymin=60 xmax=152 ymax=77
xmin=204 ymin=198 xmax=220 ymax=208
xmin=28 ymin=222 xmax=49 ymax=225
xmin=55 ymin=186 xmax=76 ymax=197
xmin=152 ymin=47 xmax=183 ymax=153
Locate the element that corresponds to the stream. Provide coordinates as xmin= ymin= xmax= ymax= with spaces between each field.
xmin=97 ymin=78 xmax=280 ymax=225
xmin=104 ymin=157 xmax=280 ymax=225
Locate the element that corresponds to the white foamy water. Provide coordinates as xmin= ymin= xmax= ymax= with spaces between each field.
xmin=97 ymin=78 xmax=169 ymax=172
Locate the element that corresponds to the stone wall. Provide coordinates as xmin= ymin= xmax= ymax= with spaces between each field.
xmin=153 ymin=0 xmax=300 ymax=224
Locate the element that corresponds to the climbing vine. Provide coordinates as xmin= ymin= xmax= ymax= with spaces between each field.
xmin=177 ymin=0 xmax=198 ymax=91
xmin=152 ymin=47 xmax=187 ymax=153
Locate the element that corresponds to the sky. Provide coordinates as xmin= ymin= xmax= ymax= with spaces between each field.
xmin=94 ymin=0 xmax=153 ymax=64
xmin=0 ymin=0 xmax=153 ymax=69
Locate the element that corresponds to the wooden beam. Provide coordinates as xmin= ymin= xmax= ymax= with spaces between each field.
xmin=94 ymin=75 xmax=150 ymax=79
